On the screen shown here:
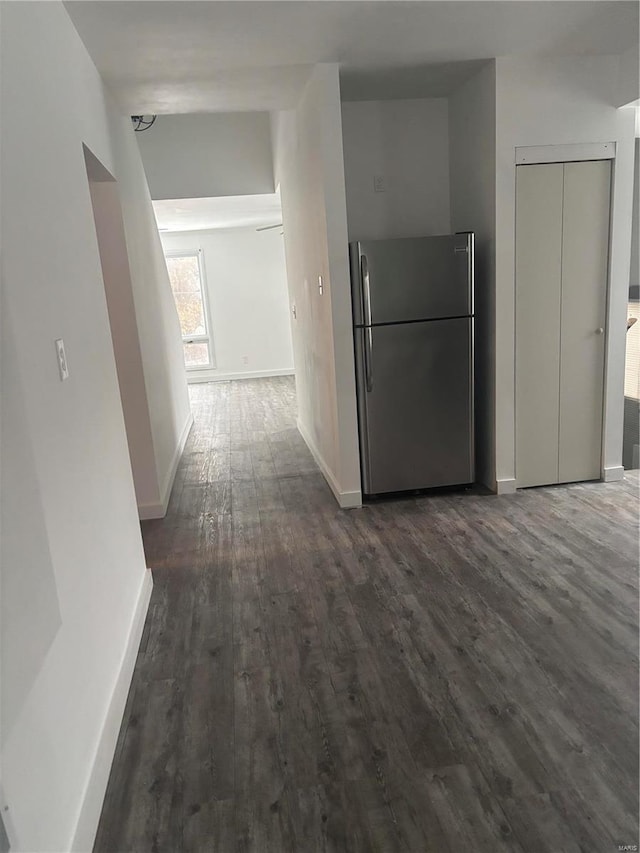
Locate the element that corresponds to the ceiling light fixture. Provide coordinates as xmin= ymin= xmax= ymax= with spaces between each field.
xmin=131 ymin=115 xmax=157 ymax=132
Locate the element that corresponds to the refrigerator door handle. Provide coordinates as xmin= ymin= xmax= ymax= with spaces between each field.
xmin=361 ymin=254 xmax=373 ymax=327
xmin=361 ymin=255 xmax=373 ymax=391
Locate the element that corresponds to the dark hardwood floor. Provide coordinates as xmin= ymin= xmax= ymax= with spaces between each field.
xmin=94 ymin=376 xmax=639 ymax=852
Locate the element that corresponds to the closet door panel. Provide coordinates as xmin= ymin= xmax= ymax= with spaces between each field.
xmin=515 ymin=163 xmax=564 ymax=488
xmin=558 ymin=160 xmax=610 ymax=483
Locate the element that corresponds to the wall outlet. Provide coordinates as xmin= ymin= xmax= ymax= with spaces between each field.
xmin=55 ymin=339 xmax=69 ymax=381
xmin=292 ymin=303 xmax=297 ymax=320
xmin=242 ymin=355 xmax=249 ymax=365
xmin=373 ymin=175 xmax=387 ymax=193
xmin=318 ymin=275 xmax=324 ymax=295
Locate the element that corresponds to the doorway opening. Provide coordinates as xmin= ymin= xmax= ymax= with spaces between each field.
xmin=154 ymin=192 xmax=294 ymax=386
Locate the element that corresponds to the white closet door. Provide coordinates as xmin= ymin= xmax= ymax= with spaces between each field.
xmin=558 ymin=160 xmax=610 ymax=483
xmin=515 ymin=163 xmax=564 ymax=488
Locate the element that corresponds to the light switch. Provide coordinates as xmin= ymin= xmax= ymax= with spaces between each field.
xmin=373 ymin=175 xmax=387 ymax=193
xmin=55 ymin=339 xmax=69 ymax=381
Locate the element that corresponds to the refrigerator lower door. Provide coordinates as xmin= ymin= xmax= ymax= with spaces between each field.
xmin=355 ymin=317 xmax=474 ymax=495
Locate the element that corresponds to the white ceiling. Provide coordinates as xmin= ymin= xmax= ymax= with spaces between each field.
xmin=153 ymin=193 xmax=283 ymax=232
xmin=65 ymin=1 xmax=639 ymax=112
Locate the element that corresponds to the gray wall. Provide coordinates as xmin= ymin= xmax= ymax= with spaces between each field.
xmin=341 ymin=98 xmax=451 ymax=241
xmin=448 ymin=62 xmax=497 ymax=489
xmin=136 ymin=112 xmax=275 ymax=200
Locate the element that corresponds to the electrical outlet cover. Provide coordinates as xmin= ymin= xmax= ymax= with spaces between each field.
xmin=55 ymin=339 xmax=69 ymax=381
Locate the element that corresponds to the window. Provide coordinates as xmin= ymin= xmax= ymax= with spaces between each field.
xmin=165 ymin=251 xmax=214 ymax=369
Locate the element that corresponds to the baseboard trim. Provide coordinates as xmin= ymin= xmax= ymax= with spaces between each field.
xmin=138 ymin=413 xmax=193 ymax=520
xmin=338 ymin=491 xmax=363 ymax=509
xmin=187 ymin=368 xmax=295 ymax=384
xmin=137 ymin=500 xmax=166 ymax=521
xmin=296 ymin=417 xmax=362 ymax=509
xmin=161 ymin=413 xmax=194 ymax=508
xmin=496 ymin=478 xmax=517 ymax=495
xmin=70 ymin=568 xmax=153 ymax=852
xmin=602 ymin=465 xmax=625 ymax=482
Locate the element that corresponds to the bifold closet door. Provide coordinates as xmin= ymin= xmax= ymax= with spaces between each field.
xmin=516 ymin=163 xmax=564 ymax=488
xmin=558 ymin=160 xmax=610 ymax=483
xmin=516 ymin=160 xmax=610 ymax=488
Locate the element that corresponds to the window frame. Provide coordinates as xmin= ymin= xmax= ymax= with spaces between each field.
xmin=165 ymin=248 xmax=216 ymax=370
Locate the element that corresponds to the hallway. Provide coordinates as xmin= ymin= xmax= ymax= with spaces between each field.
xmin=95 ymin=377 xmax=639 ymax=852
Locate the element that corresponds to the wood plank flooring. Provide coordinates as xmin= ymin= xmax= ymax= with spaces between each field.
xmin=94 ymin=376 xmax=639 ymax=852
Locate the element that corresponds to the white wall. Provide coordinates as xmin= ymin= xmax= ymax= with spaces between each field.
xmin=341 ymin=98 xmax=450 ymax=241
xmin=495 ymin=55 xmax=636 ymax=488
xmin=136 ymin=112 xmax=275 ymax=200
xmin=87 ymin=168 xmax=160 ymax=511
xmin=448 ymin=62 xmax=497 ymax=490
xmin=110 ymin=115 xmax=193 ymax=518
xmin=0 ymin=3 xmax=187 ymax=850
xmin=615 ymin=43 xmax=640 ymax=107
xmin=161 ymin=227 xmax=294 ymax=382
xmin=272 ymin=65 xmax=362 ymax=507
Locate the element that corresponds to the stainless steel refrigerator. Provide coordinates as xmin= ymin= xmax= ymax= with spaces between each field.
xmin=350 ymin=232 xmax=474 ymax=496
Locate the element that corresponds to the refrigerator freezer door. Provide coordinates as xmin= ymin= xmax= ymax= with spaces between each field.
xmin=351 ymin=234 xmax=473 ymax=326
xmin=354 ymin=317 xmax=474 ymax=494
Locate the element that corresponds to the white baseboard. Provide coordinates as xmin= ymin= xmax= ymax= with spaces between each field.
xmin=138 ymin=500 xmax=166 ymax=521
xmin=138 ymin=413 xmax=193 ymax=520
xmin=602 ymin=465 xmax=625 ymax=482
xmin=187 ymin=368 xmax=295 ymax=384
xmin=496 ymin=478 xmax=517 ymax=495
xmin=160 ymin=413 xmax=194 ymax=508
xmin=71 ymin=568 xmax=153 ymax=852
xmin=296 ymin=417 xmax=362 ymax=509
